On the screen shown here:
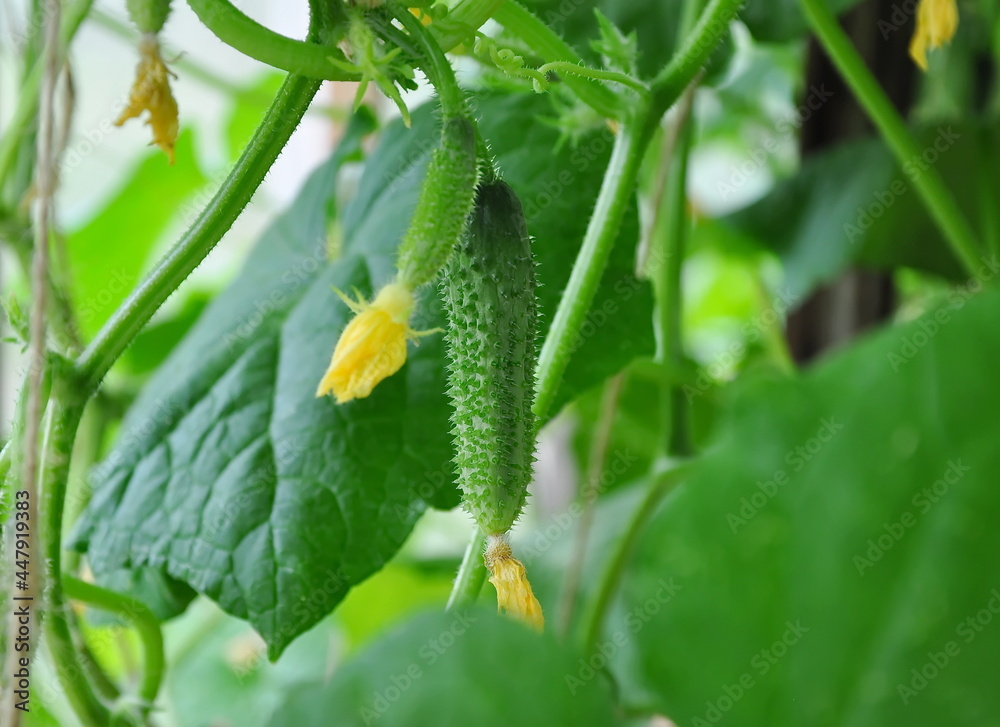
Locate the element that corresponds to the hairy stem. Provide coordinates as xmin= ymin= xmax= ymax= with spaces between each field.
xmin=75 ymin=73 xmax=322 ymax=392
xmin=41 ymin=394 xmax=110 ymax=726
xmin=533 ymin=104 xmax=650 ymax=423
xmin=649 ymin=0 xmax=740 ymax=118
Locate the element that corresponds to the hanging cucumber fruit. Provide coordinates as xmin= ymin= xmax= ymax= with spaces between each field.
xmin=441 ymin=178 xmax=544 ymax=630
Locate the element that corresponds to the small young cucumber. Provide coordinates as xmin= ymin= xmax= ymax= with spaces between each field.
xmin=442 ymin=180 xmax=537 ymax=535
xmin=126 ymin=0 xmax=172 ymax=34
xmin=396 ymin=116 xmax=478 ymax=290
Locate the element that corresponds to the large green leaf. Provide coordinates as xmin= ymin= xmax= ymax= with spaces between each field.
xmin=611 ymin=287 xmax=1000 ymax=725
xmin=73 ymin=92 xmax=652 ymax=657
xmin=264 ymin=609 xmax=621 ymax=727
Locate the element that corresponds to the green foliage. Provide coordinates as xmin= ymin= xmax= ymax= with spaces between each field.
xmin=615 ymin=287 xmax=1000 ymax=725
xmin=263 ymin=609 xmax=621 ymax=727
xmin=442 ymin=180 xmax=538 ymax=535
xmin=72 ymin=92 xmax=652 ymax=657
xmin=720 ymin=124 xmax=1000 ymax=297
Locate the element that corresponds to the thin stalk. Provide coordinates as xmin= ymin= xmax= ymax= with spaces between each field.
xmin=75 ymin=72 xmax=323 ymax=392
xmin=580 ymin=463 xmax=688 ymax=656
xmin=446 ymin=528 xmax=487 ymax=610
xmin=533 ymin=104 xmax=651 ymax=424
xmin=797 ymin=0 xmax=983 ymax=276
xmin=658 ymin=104 xmax=696 ymax=457
xmin=64 ymin=575 xmax=165 ymax=709
xmin=493 ymin=1 xmax=621 ymax=119
xmin=536 ymin=61 xmax=649 ymax=96
xmin=391 ymin=3 xmax=468 ymax=118
xmin=556 ymin=373 xmax=625 ymax=635
xmin=649 ymin=0 xmax=741 ymax=116
xmin=2 ymin=3 xmax=61 ymax=726
xmin=185 ymin=0 xmax=357 ymax=80
xmin=41 ymin=395 xmax=110 ymax=726
xmin=0 ymin=0 xmax=94 ymax=202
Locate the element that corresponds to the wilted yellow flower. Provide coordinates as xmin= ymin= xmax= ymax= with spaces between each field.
xmin=315 ymin=282 xmax=423 ymax=403
xmin=116 ymin=34 xmax=179 ymax=163
xmin=910 ymin=0 xmax=958 ymax=70
xmin=485 ymin=535 xmax=544 ymax=631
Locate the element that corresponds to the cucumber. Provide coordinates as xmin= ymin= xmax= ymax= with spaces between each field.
xmin=441 ymin=180 xmax=537 ymax=535
xmin=396 ymin=116 xmax=478 ymax=290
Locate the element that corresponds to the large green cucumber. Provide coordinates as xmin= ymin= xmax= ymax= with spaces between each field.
xmin=441 ymin=180 xmax=538 ymax=535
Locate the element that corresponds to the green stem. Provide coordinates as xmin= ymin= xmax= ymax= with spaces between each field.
xmin=41 ymin=394 xmax=110 ymax=726
xmin=64 ymin=575 xmax=165 ymax=709
xmin=649 ymin=0 xmax=740 ymax=117
xmin=0 ymin=0 xmax=94 ymax=209
xmin=493 ymin=1 xmax=622 ymax=119
xmin=556 ymin=373 xmax=624 ymax=635
xmin=75 ymin=72 xmax=322 ymax=393
xmin=658 ymin=109 xmax=695 ymax=457
xmin=536 ymin=61 xmax=648 ymax=96
xmin=390 ymin=3 xmax=468 ymax=118
xmin=580 ymin=462 xmax=688 ymax=655
xmin=797 ymin=0 xmax=982 ymax=276
xmin=185 ymin=0 xmax=356 ymax=79
xmin=446 ymin=528 xmax=487 ymax=610
xmin=533 ymin=104 xmax=651 ymax=423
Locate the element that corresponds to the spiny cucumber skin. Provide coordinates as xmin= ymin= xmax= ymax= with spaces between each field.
xmin=442 ymin=181 xmax=537 ymax=535
xmin=397 ymin=117 xmax=478 ymax=290
xmin=126 ymin=0 xmax=172 ymax=34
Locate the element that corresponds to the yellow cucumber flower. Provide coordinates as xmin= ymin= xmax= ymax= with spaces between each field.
xmin=316 ymin=282 xmax=429 ymax=403
xmin=485 ymin=535 xmax=544 ymax=631
xmin=910 ymin=0 xmax=959 ymax=70
xmin=116 ymin=34 xmax=179 ymax=163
